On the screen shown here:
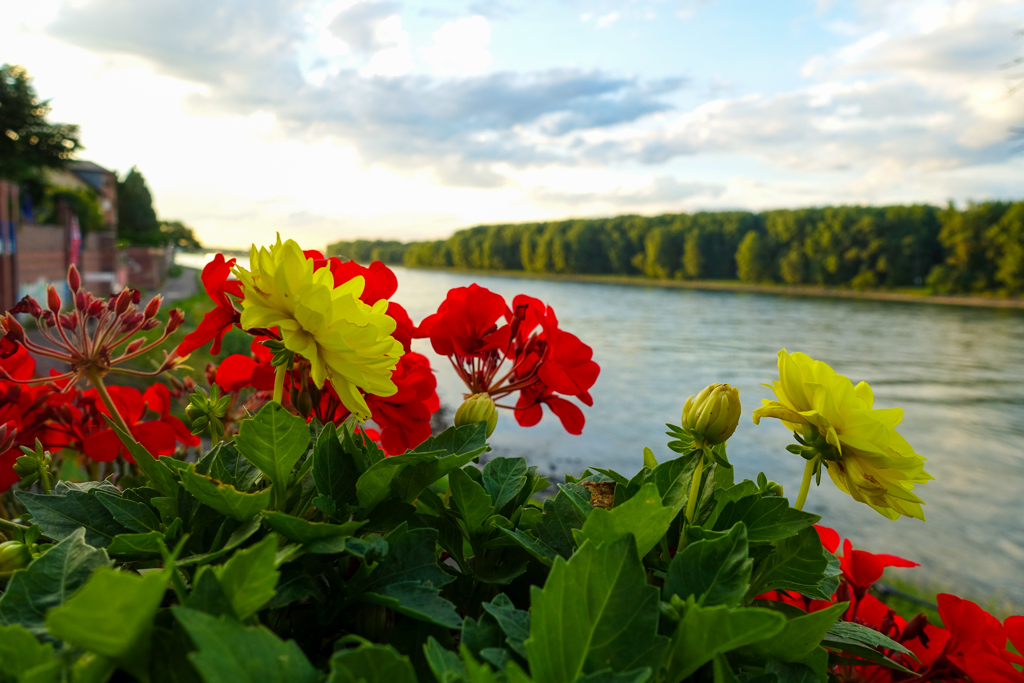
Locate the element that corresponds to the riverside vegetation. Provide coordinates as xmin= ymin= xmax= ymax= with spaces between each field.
xmin=330 ymin=201 xmax=1024 ymax=296
xmin=0 ymin=238 xmax=1020 ymax=683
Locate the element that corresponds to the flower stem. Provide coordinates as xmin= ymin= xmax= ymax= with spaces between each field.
xmin=684 ymin=450 xmax=706 ymax=523
xmin=794 ymin=457 xmax=818 ymax=511
xmin=86 ymin=367 xmax=134 ymax=438
xmin=273 ymin=365 xmax=287 ymax=405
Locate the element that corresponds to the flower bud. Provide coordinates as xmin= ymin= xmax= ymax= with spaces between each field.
xmin=114 ymin=289 xmax=132 ymax=315
xmin=86 ymin=299 xmax=105 ymax=317
xmin=144 ymin=295 xmax=162 ymax=320
xmin=10 ymin=295 xmax=42 ymax=317
xmin=75 ymin=291 xmax=88 ymax=311
xmin=0 ymin=541 xmax=32 ymax=578
xmin=67 ymin=264 xmax=81 ymax=293
xmin=125 ymin=338 xmax=146 ymax=354
xmin=59 ymin=312 xmax=78 ymax=330
xmin=166 ymin=308 xmax=184 ymax=333
xmin=46 ymin=285 xmax=61 ymax=314
xmin=2 ymin=315 xmax=25 ymax=344
xmin=0 ymin=423 xmax=15 ymax=453
xmin=682 ymin=383 xmax=741 ymax=449
xmin=454 ymin=393 xmax=498 ymax=437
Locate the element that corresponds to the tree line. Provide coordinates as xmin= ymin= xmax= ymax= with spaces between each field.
xmin=343 ymin=202 xmax=1024 ymax=295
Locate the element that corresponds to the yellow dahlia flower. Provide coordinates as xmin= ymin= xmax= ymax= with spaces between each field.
xmin=752 ymin=349 xmax=932 ymax=521
xmin=234 ymin=236 xmax=403 ymax=420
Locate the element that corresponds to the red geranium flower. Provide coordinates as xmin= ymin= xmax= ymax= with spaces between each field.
xmin=176 ymin=254 xmax=243 ymax=357
xmin=840 ymin=538 xmax=919 ymax=592
xmin=424 ymin=285 xmax=511 ymax=358
xmin=215 ymin=339 xmax=277 ymax=393
xmin=82 ymin=385 xmax=194 ymax=462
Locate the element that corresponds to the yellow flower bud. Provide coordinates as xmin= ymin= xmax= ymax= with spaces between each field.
xmin=682 ymin=383 xmax=741 ymax=449
xmin=0 ymin=540 xmax=32 ymax=579
xmin=454 ymin=393 xmax=498 ymax=437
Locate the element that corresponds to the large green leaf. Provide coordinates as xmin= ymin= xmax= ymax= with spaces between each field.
xmin=179 ymin=466 xmax=272 ymax=521
xmin=0 ymin=624 xmax=54 ymax=679
xmin=45 ymin=567 xmax=169 ymax=681
xmin=234 ymin=402 xmax=310 ymax=492
xmin=413 ymin=423 xmax=488 ymax=459
xmin=754 ymin=527 xmax=832 ymax=600
xmin=211 ymin=535 xmax=280 ymax=620
xmin=173 ymin=607 xmax=320 ymax=683
xmin=312 ymin=423 xmax=360 ymax=512
xmin=449 ymin=467 xmax=494 ymax=537
xmin=177 ymin=517 xmax=262 ymax=567
xmin=107 ymin=531 xmax=166 ymax=558
xmin=498 ymin=528 xmax=558 ymax=566
xmin=0 ymin=529 xmax=111 ymax=640
xmin=573 ymin=483 xmax=673 ymax=558
xmin=481 ymin=594 xmax=530 ymax=658
xmin=356 ymin=451 xmax=439 ymax=512
xmin=328 ymin=643 xmax=418 ymax=683
xmin=664 ymin=522 xmax=752 ymax=607
xmin=482 ymin=458 xmax=529 ymax=515
xmin=661 ymin=601 xmax=787 ymax=681
xmin=207 ymin=441 xmax=262 ymax=492
xmin=735 ymin=602 xmax=847 ymax=664
xmin=526 ymin=535 xmax=668 ymax=683
xmin=712 ymin=495 xmax=819 ymax=543
xmin=424 ymin=636 xmax=467 ymax=683
xmin=94 ymin=491 xmax=161 ymax=533
xmin=262 ymin=511 xmax=364 ymax=546
xmin=534 ymin=489 xmax=589 ymax=559
xmin=15 ymin=490 xmax=128 ymax=547
xmin=362 ymin=581 xmax=463 ymax=629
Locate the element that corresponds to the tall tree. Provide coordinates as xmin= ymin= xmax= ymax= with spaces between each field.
xmin=0 ymin=64 xmax=82 ymax=182
xmin=117 ymin=166 xmax=161 ymax=246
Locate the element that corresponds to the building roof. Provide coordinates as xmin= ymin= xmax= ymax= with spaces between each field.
xmin=69 ymin=160 xmax=115 ymax=175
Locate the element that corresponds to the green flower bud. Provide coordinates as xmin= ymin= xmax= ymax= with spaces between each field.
xmin=682 ymin=383 xmax=741 ymax=449
xmin=454 ymin=393 xmax=498 ymax=437
xmin=0 ymin=540 xmax=32 ymax=579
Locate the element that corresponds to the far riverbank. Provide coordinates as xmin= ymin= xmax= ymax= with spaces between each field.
xmin=405 ymin=266 xmax=1024 ymax=310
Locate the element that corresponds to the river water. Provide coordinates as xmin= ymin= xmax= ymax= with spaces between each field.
xmin=177 ymin=253 xmax=1024 ymax=605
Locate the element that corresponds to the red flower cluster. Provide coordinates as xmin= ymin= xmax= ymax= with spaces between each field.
xmin=758 ymin=527 xmax=1024 ymax=683
xmin=0 ymin=345 xmax=197 ymax=491
xmin=419 ymin=285 xmax=599 ymax=434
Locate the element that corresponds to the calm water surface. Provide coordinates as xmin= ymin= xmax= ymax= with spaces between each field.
xmin=180 ymin=255 xmax=1024 ymax=603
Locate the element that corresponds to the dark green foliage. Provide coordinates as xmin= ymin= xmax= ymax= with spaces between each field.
xmin=117 ymin=166 xmax=163 ymax=246
xmin=0 ymin=64 xmax=81 ymax=182
xmin=327 ymin=239 xmax=408 ymax=264
xmin=394 ymin=202 xmax=1024 ymax=295
xmin=0 ymin=414 xmax=923 ymax=683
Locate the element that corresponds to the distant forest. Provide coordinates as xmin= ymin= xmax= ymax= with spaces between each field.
xmin=326 ymin=201 xmax=1024 ymax=295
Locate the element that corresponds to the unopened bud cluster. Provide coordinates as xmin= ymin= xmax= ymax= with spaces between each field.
xmin=0 ymin=264 xmax=186 ymax=386
xmin=454 ymin=393 xmax=499 ymax=437
xmin=187 ymin=387 xmax=231 ymax=442
xmin=682 ymin=383 xmax=741 ymax=450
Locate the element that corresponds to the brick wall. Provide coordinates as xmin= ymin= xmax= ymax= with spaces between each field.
xmin=123 ymin=246 xmax=173 ymax=290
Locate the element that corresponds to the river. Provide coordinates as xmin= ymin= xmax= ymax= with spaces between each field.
xmin=177 ymin=253 xmax=1024 ymax=605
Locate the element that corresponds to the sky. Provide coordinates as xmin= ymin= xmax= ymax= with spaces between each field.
xmin=2 ymin=0 xmax=1023 ymax=250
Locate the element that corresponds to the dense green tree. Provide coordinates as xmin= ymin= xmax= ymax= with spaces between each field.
xmin=736 ymin=231 xmax=769 ymax=282
xmin=160 ymin=220 xmax=203 ymax=250
xmin=0 ymin=64 xmax=81 ymax=182
xmin=117 ymin=167 xmax=162 ymax=246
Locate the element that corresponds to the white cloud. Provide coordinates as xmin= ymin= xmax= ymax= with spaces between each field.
xmin=419 ymin=16 xmax=492 ymax=77
xmin=596 ymin=12 xmax=620 ymax=28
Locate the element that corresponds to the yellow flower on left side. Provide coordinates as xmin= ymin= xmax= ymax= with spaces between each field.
xmin=234 ymin=235 xmax=404 ymax=420
xmin=752 ymin=349 xmax=932 ymax=521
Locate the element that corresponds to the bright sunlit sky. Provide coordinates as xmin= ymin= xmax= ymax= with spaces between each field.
xmin=3 ymin=0 xmax=1023 ymax=250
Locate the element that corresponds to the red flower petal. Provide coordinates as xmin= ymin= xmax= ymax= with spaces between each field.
xmin=814 ymin=525 xmax=841 ymax=554
xmin=545 ymin=396 xmax=585 ymax=435
xmin=216 ymin=354 xmax=259 ymax=392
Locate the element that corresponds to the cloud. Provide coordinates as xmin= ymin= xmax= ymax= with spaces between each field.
xmin=327 ymin=0 xmax=401 ymax=54
xmin=419 ymin=16 xmax=492 ymax=77
xmin=533 ymin=175 xmax=726 ymax=209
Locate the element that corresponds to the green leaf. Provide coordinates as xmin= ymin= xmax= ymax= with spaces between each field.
xmin=414 ymin=423 xmax=488 ymax=460
xmin=356 ymin=451 xmax=438 ymax=512
xmin=177 ymin=516 xmax=262 ymax=567
xmin=645 ymin=456 xmax=699 ymax=518
xmin=754 ymin=527 xmax=832 ymax=600
xmin=186 ymin=569 xmax=239 ymax=619
xmin=574 ymin=668 xmax=653 ymax=683
xmin=713 ymin=653 xmax=741 ymax=683
xmin=15 ymin=490 xmax=128 ymax=547
xmin=661 ymin=601 xmax=787 ymax=681
xmin=482 ymin=458 xmax=529 ymax=515
xmin=424 ymin=636 xmax=466 ymax=683
xmin=94 ymin=491 xmax=161 ymax=533
xmin=825 ymin=621 xmax=915 ymax=659
xmin=766 ymin=658 xmax=821 ymax=683
xmin=712 ymin=496 xmax=819 ymax=543
xmin=0 ymin=529 xmax=112 ymax=640
xmin=526 ymin=535 xmax=669 ymax=683
xmin=535 ymin=489 xmax=588 ymax=559
xmin=211 ymin=535 xmax=280 ymax=620
xmin=481 ymin=594 xmax=530 ymax=658
xmin=0 ymin=624 xmax=54 ymax=679
xmin=103 ymin=416 xmax=180 ymax=497
xmin=262 ymin=511 xmax=365 ymax=546
xmin=207 ymin=441 xmax=262 ymax=492
xmin=449 ymin=467 xmax=494 ymax=537
xmin=173 ymin=607 xmax=321 ymax=683
xmin=107 ymin=531 xmax=166 ymax=558
xmin=735 ymin=602 xmax=847 ymax=664
xmin=574 ymin=483 xmax=673 ymax=558
xmin=312 ymin=423 xmax=359 ymax=512
xmin=497 ymin=527 xmax=558 ymax=566
xmin=179 ymin=466 xmax=272 ymax=522
xmin=45 ymin=567 xmax=168 ymax=681
xmin=234 ymin=402 xmax=310 ymax=492
xmin=362 ymin=581 xmax=463 ymax=629
xmin=328 ymin=643 xmax=417 ymax=683
xmin=665 ymin=522 xmax=753 ymax=607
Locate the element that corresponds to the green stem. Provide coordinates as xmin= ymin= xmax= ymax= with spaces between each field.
xmin=86 ymin=367 xmax=134 ymax=438
xmin=273 ymin=365 xmax=287 ymax=405
xmin=684 ymin=450 xmax=705 ymax=523
xmin=794 ymin=457 xmax=818 ymax=511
